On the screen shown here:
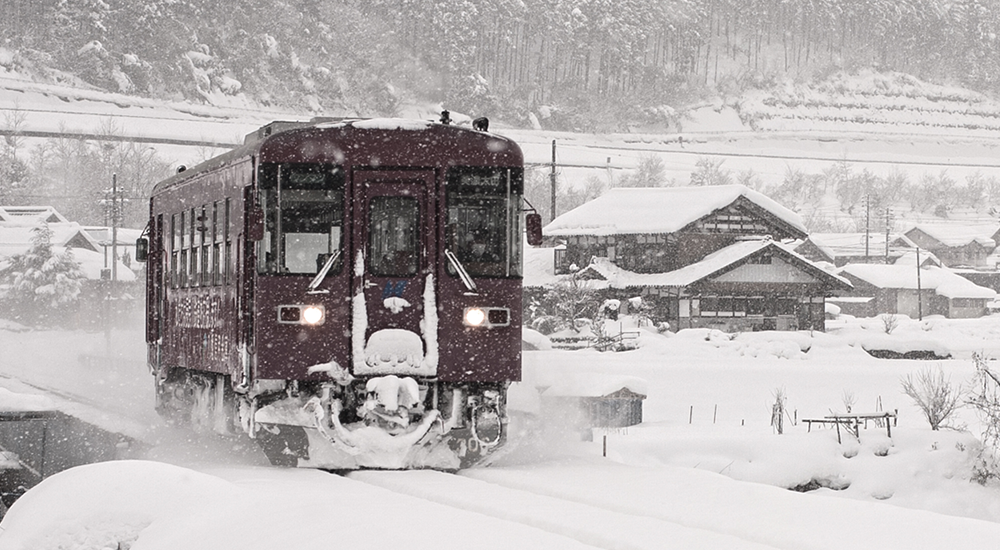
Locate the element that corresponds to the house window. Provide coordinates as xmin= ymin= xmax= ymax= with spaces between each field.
xmin=700 ymin=296 xmax=718 ymax=317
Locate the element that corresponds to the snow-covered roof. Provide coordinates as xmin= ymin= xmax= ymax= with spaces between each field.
xmin=803 ymin=233 xmax=915 ymax=259
xmin=82 ymin=227 xmax=144 ymax=248
xmin=837 ymin=264 xmax=995 ymax=299
xmin=543 ymin=185 xmax=807 ymax=237
xmin=893 ymin=249 xmax=942 ymax=267
xmin=0 ymin=223 xmax=102 ymax=254
xmin=904 ymin=223 xmax=999 ymax=248
xmin=0 ymin=206 xmax=69 ymax=225
xmin=523 ymin=244 xmax=561 ymax=288
xmin=575 ymin=239 xmax=850 ymax=290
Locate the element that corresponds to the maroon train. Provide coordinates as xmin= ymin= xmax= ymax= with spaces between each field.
xmin=136 ymin=115 xmax=540 ymax=469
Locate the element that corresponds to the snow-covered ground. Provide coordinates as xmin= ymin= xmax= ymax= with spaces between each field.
xmin=0 ymin=314 xmax=999 ymax=549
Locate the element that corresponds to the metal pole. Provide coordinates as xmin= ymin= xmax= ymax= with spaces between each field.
xmin=864 ymin=194 xmax=870 ymax=260
xmin=550 ymin=140 xmax=557 ymax=222
xmin=111 ymin=173 xmax=118 ymax=283
xmin=884 ymin=208 xmax=891 ymax=261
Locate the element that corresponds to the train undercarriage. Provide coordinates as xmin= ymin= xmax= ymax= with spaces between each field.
xmin=153 ymin=366 xmax=508 ymax=469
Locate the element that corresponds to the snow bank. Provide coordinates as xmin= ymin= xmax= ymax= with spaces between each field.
xmin=522 ymin=327 xmax=552 ymax=350
xmin=0 ymin=461 xmax=242 ymax=550
xmin=0 ymin=387 xmax=55 ymax=412
xmin=0 ymin=461 xmax=603 ymax=550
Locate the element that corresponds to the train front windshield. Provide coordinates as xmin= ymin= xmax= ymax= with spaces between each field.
xmin=258 ymin=163 xmax=345 ymax=275
xmin=446 ymin=167 xmax=523 ymax=278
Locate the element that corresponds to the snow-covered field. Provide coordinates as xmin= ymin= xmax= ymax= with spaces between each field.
xmin=0 ymin=313 xmax=999 ymax=549
xmin=7 ymin=73 xmax=1000 ymax=205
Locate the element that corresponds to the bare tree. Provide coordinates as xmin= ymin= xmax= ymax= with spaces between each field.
xmin=615 ymin=155 xmax=667 ymax=188
xmin=968 ymin=353 xmax=1000 ymax=483
xmin=881 ymin=313 xmax=899 ymax=334
xmin=902 ymin=366 xmax=962 ymax=431
xmin=771 ymin=387 xmax=788 ymax=434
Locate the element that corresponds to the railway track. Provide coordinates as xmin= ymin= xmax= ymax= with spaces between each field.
xmin=348 ymin=468 xmax=780 ymax=550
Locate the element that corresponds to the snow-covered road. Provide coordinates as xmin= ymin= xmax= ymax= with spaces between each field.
xmin=351 ymin=460 xmax=1000 ymax=550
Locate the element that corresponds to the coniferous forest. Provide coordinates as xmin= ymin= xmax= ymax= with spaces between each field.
xmin=4 ymin=0 xmax=1000 ymax=131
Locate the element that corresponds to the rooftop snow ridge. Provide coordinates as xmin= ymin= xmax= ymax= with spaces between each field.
xmin=543 ymin=184 xmax=806 ymax=237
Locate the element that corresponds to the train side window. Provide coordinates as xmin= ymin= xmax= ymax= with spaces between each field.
xmin=369 ymin=196 xmax=419 ymax=277
xmin=170 ymin=214 xmax=179 ymax=288
xmin=189 ymin=207 xmax=198 ymax=286
xmin=212 ymin=201 xmax=221 ymax=286
xmin=179 ymin=211 xmax=188 ymax=286
xmin=200 ymin=205 xmax=210 ymax=286
xmin=224 ymin=198 xmax=231 ymax=285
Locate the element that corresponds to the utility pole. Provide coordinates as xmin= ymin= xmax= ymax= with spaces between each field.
xmin=550 ymin=140 xmax=557 ymax=222
xmin=916 ymin=246 xmax=923 ymax=321
xmin=111 ymin=173 xmax=119 ymax=283
xmin=864 ymin=194 xmax=870 ymax=260
xmin=884 ymin=208 xmax=892 ymax=262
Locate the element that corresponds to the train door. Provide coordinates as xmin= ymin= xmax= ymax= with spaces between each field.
xmin=351 ymin=170 xmax=437 ymax=378
xmin=146 ymin=213 xmax=165 ymax=368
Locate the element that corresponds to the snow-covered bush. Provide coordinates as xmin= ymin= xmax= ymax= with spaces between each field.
xmin=538 ymin=277 xmax=601 ymax=334
xmin=0 ymin=223 xmax=86 ymax=327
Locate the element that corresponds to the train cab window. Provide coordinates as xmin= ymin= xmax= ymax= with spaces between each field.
xmin=368 ymin=196 xmax=420 ymax=277
xmin=446 ymin=168 xmax=524 ymax=278
xmin=258 ymin=164 xmax=345 ymax=275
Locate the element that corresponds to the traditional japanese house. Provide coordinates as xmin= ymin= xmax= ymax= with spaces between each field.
xmin=541 ymin=185 xmax=852 ymax=332
xmin=836 ymin=263 xmax=996 ymax=319
xmin=903 ymin=223 xmax=1000 ymax=269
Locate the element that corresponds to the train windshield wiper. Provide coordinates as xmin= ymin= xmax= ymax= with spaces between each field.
xmin=307 ymin=250 xmax=342 ymax=294
xmin=444 ymin=249 xmax=478 ymax=294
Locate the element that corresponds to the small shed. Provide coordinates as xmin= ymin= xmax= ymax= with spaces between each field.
xmin=539 ymin=375 xmax=648 ymax=436
xmin=581 ymin=387 xmax=646 ymax=428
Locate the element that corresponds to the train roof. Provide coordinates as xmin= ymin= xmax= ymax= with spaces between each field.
xmin=151 ymin=117 xmax=523 ymax=195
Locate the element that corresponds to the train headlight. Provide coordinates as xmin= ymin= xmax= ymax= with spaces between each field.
xmin=278 ymin=305 xmax=326 ymax=326
xmin=464 ymin=307 xmax=486 ymax=327
xmin=302 ymin=305 xmax=325 ymax=325
xmin=462 ymin=307 xmax=510 ymax=328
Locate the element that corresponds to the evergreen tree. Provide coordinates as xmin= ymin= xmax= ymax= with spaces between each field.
xmin=0 ymin=223 xmax=86 ymax=326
